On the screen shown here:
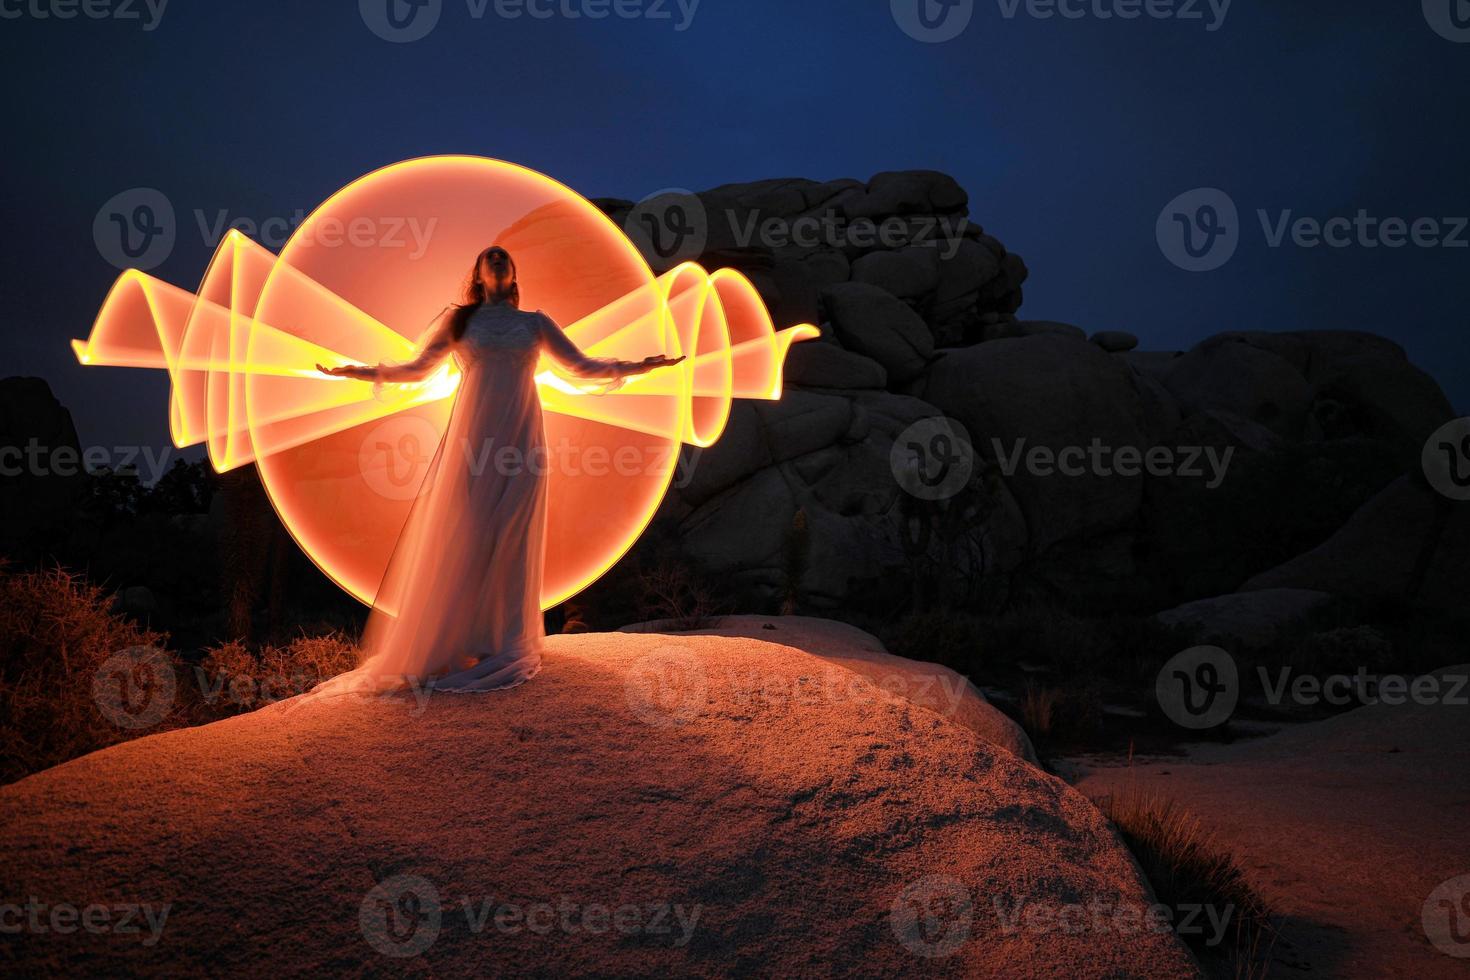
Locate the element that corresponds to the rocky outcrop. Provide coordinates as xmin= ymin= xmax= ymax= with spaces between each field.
xmin=1154 ymin=588 xmax=1336 ymax=648
xmin=823 ymin=282 xmax=934 ymax=382
xmin=0 ymin=377 xmax=85 ymax=557
xmin=0 ymin=628 xmax=1194 ymax=977
xmin=596 ymin=176 xmax=1457 ymax=618
xmin=923 ymin=334 xmax=1166 ymax=552
xmin=1242 ymin=475 xmax=1469 ymax=615
xmin=1169 ymin=331 xmax=1453 ymax=462
xmin=597 ymin=171 xmax=1029 ymax=348
xmin=1162 ymin=336 xmax=1314 ymax=440
xmin=1090 ymin=330 xmax=1139 ymax=353
xmin=782 ymin=336 xmax=888 ymax=389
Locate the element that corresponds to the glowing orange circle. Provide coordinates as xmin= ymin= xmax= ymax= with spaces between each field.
xmin=246 ymin=156 xmax=672 ymax=609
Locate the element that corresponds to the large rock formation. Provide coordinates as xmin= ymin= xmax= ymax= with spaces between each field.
xmin=1242 ymin=475 xmax=1469 ymax=615
xmin=0 ymin=627 xmax=1194 ymax=977
xmin=596 ymin=175 xmax=1459 ymax=617
xmin=0 ymin=377 xmax=85 ymax=557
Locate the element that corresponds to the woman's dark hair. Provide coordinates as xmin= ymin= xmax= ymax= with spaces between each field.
xmin=448 ymin=246 xmax=520 ymax=340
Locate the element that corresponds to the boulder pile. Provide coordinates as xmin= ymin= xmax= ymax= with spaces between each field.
xmin=596 ymin=173 xmax=1461 ymax=619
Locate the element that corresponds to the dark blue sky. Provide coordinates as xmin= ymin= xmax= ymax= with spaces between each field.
xmin=2 ymin=0 xmax=1466 ymax=461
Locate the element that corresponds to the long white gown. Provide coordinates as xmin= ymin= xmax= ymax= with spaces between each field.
xmin=316 ymin=302 xmax=631 ymax=695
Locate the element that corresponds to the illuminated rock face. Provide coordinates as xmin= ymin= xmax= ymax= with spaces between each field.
xmin=0 ymin=626 xmax=1194 ymax=977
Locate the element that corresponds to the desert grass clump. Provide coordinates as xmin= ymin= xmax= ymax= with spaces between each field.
xmin=1096 ymin=777 xmax=1274 ymax=977
xmin=1017 ymin=682 xmax=1104 ymax=756
xmin=0 ymin=563 xmax=186 ymax=785
xmin=1019 ymin=684 xmax=1059 ymax=740
xmin=197 ymin=633 xmax=359 ymax=711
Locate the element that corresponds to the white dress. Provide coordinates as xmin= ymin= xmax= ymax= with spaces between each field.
xmin=316 ymin=302 xmax=630 ymax=695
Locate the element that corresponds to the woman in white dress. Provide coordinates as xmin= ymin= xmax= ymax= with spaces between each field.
xmin=315 ymin=246 xmax=682 ymax=692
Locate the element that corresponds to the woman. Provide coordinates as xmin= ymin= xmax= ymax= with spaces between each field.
xmin=314 ymin=245 xmax=682 ymax=692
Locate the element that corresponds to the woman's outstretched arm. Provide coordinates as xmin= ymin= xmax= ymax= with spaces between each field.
xmin=537 ymin=311 xmax=683 ymax=380
xmin=317 ymin=308 xmax=456 ymax=383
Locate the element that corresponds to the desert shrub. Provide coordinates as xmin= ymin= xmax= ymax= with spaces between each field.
xmin=140 ymin=458 xmax=216 ymax=515
xmin=197 ymin=633 xmax=359 ymax=711
xmin=882 ymin=611 xmax=987 ymax=673
xmin=1096 ymin=780 xmax=1274 ymax=976
xmin=780 ymin=509 xmax=810 ymax=616
xmin=983 ymin=607 xmax=1197 ymax=683
xmin=0 ymin=563 xmax=365 ymax=784
xmin=0 ymin=564 xmax=189 ymax=785
xmin=1098 ymin=615 xmax=1200 ymax=685
xmin=972 ymin=604 xmax=1107 ymax=672
xmin=884 ymin=605 xmax=1194 ymax=690
xmin=568 ymin=517 xmax=736 ymax=630
xmin=634 ymin=557 xmax=725 ymax=630
xmin=1282 ymin=626 xmax=1395 ymax=678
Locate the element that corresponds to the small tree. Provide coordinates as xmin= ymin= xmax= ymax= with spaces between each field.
xmin=896 ymin=460 xmax=1002 ymax=614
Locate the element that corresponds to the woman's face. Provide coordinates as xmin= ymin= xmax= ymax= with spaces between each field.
xmin=479 ymin=248 xmax=515 ymax=294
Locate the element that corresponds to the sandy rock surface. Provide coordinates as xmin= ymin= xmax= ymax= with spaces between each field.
xmin=1071 ymin=665 xmax=1470 ymax=979
xmin=624 ymin=615 xmax=1037 ymax=763
xmin=2 ymin=629 xmax=1192 ymax=977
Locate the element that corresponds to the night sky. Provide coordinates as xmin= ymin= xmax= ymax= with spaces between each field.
xmin=2 ymin=0 xmax=1466 ymax=467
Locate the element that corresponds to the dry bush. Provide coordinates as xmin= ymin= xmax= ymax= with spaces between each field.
xmin=882 ymin=611 xmax=986 ymax=672
xmin=0 ymin=564 xmax=186 ymax=785
xmin=0 ymin=563 xmax=362 ymax=785
xmin=198 ymin=633 xmax=359 ymax=711
xmin=635 ymin=559 xmax=723 ymax=631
